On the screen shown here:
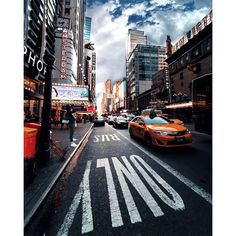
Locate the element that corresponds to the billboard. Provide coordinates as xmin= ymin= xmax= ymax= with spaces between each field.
xmin=52 ymin=85 xmax=89 ymax=101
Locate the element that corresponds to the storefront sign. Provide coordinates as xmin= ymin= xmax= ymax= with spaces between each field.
xmin=172 ymin=10 xmax=212 ymax=53
xmin=61 ymin=29 xmax=68 ymax=80
xmin=24 ymin=46 xmax=47 ymax=75
xmin=52 ymin=85 xmax=89 ymax=101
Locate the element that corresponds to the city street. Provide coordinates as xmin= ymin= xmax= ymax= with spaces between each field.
xmin=44 ymin=123 xmax=212 ymax=236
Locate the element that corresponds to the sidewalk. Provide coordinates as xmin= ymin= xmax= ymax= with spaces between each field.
xmin=24 ymin=122 xmax=93 ymax=227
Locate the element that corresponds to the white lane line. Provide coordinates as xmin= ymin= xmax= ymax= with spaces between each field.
xmin=57 ymin=161 xmax=93 ymax=236
xmin=112 ymin=156 xmax=164 ymax=224
xmin=110 ymin=127 xmax=212 ymax=205
xmin=97 ymin=158 xmax=123 ymax=228
xmin=130 ymin=155 xmax=185 ymax=211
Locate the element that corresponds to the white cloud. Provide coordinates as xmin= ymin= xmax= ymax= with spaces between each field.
xmin=87 ymin=1 xmax=212 ymax=106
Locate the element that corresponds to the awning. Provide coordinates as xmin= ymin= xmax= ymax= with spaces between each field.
xmin=165 ymin=102 xmax=192 ymax=109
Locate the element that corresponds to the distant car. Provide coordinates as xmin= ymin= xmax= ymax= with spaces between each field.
xmin=107 ymin=115 xmax=117 ymax=125
xmin=113 ymin=116 xmax=129 ymax=129
xmin=94 ymin=116 xmax=105 ymax=126
xmin=121 ymin=113 xmax=136 ymax=121
xmin=128 ymin=115 xmax=192 ymax=147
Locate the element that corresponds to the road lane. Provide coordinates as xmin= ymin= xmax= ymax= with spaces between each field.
xmin=46 ymin=123 xmax=212 ymax=236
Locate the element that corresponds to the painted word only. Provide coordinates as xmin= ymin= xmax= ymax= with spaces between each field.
xmin=93 ymin=134 xmax=121 ymax=142
xmin=57 ymin=155 xmax=184 ymax=235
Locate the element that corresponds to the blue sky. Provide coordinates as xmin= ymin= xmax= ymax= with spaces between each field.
xmin=86 ymin=0 xmax=212 ymax=109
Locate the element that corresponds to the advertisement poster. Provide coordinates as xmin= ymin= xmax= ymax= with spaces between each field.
xmin=52 ymin=85 xmax=89 ymax=101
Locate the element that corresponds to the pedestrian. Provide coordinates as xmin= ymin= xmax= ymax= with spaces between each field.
xmin=65 ymin=104 xmax=77 ymax=147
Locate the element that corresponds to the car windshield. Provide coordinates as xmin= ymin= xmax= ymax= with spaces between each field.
xmin=127 ymin=114 xmax=135 ymax=118
xmin=144 ymin=117 xmax=169 ymax=124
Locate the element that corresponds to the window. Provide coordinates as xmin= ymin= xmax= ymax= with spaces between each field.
xmin=180 ymin=72 xmax=184 ymax=80
xmin=65 ymin=8 xmax=70 ymax=15
xmin=181 ymin=82 xmax=184 ymax=87
xmin=191 ymin=45 xmax=202 ymax=59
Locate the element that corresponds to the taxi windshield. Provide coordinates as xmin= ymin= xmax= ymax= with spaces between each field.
xmin=144 ymin=117 xmax=169 ymax=124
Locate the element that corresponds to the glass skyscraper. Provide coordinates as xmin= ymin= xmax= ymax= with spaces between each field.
xmin=84 ymin=17 xmax=92 ymax=44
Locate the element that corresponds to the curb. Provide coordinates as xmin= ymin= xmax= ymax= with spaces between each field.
xmin=24 ymin=124 xmax=94 ymax=228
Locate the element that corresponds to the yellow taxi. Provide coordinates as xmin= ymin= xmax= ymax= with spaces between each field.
xmin=157 ymin=114 xmax=184 ymax=125
xmin=128 ymin=116 xmax=192 ymax=147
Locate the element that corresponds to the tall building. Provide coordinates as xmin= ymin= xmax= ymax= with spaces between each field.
xmin=62 ymin=0 xmax=86 ymax=85
xmin=105 ymin=80 xmax=112 ymax=96
xmin=127 ymin=44 xmax=167 ymax=111
xmin=24 ymin=0 xmax=61 ymax=120
xmin=84 ymin=17 xmax=92 ymax=44
xmin=127 ymin=29 xmax=147 ymax=57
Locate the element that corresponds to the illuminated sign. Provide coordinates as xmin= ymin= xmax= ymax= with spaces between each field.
xmin=172 ymin=10 xmax=212 ymax=53
xmin=52 ymin=85 xmax=89 ymax=101
xmin=24 ymin=46 xmax=47 ymax=75
xmin=61 ymin=29 xmax=68 ymax=80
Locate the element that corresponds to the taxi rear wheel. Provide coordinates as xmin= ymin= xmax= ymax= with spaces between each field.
xmin=144 ymin=133 xmax=152 ymax=146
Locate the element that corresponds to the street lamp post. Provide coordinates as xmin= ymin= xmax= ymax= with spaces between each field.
xmin=36 ymin=51 xmax=55 ymax=167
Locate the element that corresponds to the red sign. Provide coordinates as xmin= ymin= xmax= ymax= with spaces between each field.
xmin=87 ymin=106 xmax=95 ymax=112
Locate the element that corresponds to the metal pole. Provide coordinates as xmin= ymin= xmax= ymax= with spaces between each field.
xmin=36 ymin=52 xmax=55 ymax=167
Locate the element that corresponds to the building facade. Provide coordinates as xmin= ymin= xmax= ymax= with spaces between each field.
xmin=24 ymin=0 xmax=60 ymax=121
xmin=127 ymin=44 xmax=167 ymax=112
xmin=166 ymin=11 xmax=212 ymax=104
xmin=63 ymin=0 xmax=86 ymax=85
xmin=84 ymin=16 xmax=92 ymax=44
xmin=127 ymin=29 xmax=147 ymax=57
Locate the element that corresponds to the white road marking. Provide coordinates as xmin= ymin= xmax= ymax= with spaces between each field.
xmin=110 ymin=134 xmax=121 ymax=141
xmin=97 ymin=158 xmax=123 ymax=228
xmin=93 ymin=134 xmax=120 ymax=142
xmin=57 ymin=161 xmax=93 ymax=236
xmin=130 ymin=155 xmax=185 ymax=211
xmin=111 ymin=127 xmax=212 ymax=204
xmin=112 ymin=156 xmax=164 ymax=224
xmin=93 ymin=135 xmax=100 ymax=142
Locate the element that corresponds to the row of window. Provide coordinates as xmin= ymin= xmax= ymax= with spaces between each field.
xmin=169 ymin=35 xmax=212 ymax=74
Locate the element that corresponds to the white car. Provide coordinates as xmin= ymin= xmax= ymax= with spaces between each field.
xmin=107 ymin=115 xmax=117 ymax=125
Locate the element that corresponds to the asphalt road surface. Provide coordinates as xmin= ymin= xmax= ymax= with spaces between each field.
xmin=45 ymin=123 xmax=212 ymax=236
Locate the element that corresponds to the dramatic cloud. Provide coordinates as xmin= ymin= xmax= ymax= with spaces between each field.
xmin=86 ymin=0 xmax=212 ymax=111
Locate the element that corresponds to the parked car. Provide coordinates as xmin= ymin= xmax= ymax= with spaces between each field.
xmin=113 ymin=116 xmax=129 ymax=129
xmin=94 ymin=116 xmax=105 ymax=126
xmin=128 ymin=116 xmax=192 ymax=147
xmin=107 ymin=115 xmax=117 ymax=125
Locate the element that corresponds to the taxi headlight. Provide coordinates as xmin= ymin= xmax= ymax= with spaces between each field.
xmin=153 ymin=130 xmax=168 ymax=136
xmin=186 ymin=129 xmax=191 ymax=134
xmin=153 ymin=131 xmax=178 ymax=136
